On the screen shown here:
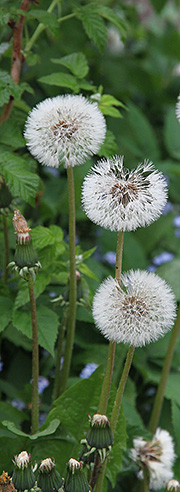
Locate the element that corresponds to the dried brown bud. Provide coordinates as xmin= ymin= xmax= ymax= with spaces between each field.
xmin=13 ymin=210 xmax=31 ymax=234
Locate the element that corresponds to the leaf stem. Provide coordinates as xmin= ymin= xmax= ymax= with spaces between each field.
xmin=59 ymin=166 xmax=77 ymax=394
xmin=24 ymin=0 xmax=63 ymax=53
xmin=28 ymin=274 xmax=39 ymax=434
xmin=3 ymin=216 xmax=9 ymax=284
xmin=149 ymin=303 xmax=180 ymax=434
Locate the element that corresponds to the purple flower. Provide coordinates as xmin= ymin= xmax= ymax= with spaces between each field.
xmin=103 ymin=251 xmax=116 ymax=266
xmin=80 ymin=362 xmax=98 ymax=379
xmin=162 ymin=201 xmax=173 ymax=215
xmin=173 ymin=216 xmax=180 ymax=227
xmin=147 ymin=265 xmax=157 ymax=272
xmin=153 ymin=252 xmax=174 ymax=266
xmin=38 ymin=376 xmax=49 ymax=394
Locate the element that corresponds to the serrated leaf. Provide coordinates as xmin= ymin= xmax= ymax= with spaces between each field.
xmin=0 ymin=71 xmax=23 ymax=102
xmin=31 ymin=225 xmax=64 ymax=250
xmin=0 ymin=297 xmax=13 ymax=332
xmin=38 ymin=73 xmax=79 ymax=91
xmin=15 ymin=271 xmax=52 ymax=309
xmin=98 ymin=130 xmax=118 ymax=158
xmin=13 ymin=305 xmax=59 ymax=357
xmin=97 ymin=5 xmax=127 ymax=36
xmin=0 ymin=119 xmax=25 ymax=148
xmin=2 ymin=418 xmax=60 ymax=439
xmin=0 ymin=9 xmax=9 ymax=26
xmin=0 ymin=150 xmax=39 ymax=203
xmin=28 ymin=10 xmax=58 ymax=33
xmin=99 ymin=105 xmax=122 ymax=118
xmin=51 ymin=52 xmax=89 ymax=79
xmin=76 ymin=4 xmax=107 ymax=52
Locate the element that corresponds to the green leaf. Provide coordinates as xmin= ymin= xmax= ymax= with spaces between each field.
xmin=99 ymin=105 xmax=122 ymax=118
xmin=106 ymin=406 xmax=127 ymax=487
xmin=0 ymin=71 xmax=23 ymax=106
xmin=31 ymin=225 xmax=64 ymax=251
xmin=0 ymin=297 xmax=13 ymax=332
xmin=164 ymin=106 xmax=180 ymax=160
xmin=27 ymin=10 xmax=58 ymax=33
xmin=38 ymin=73 xmax=79 ymax=91
xmin=51 ymin=52 xmax=89 ymax=79
xmin=0 ymin=150 xmax=39 ymax=203
xmin=0 ymin=9 xmax=9 ymax=26
xmin=172 ymin=401 xmax=180 ymax=453
xmin=100 ymin=94 xmax=126 ymax=108
xmin=0 ymin=118 xmax=25 ymax=148
xmin=98 ymin=130 xmax=118 ymax=158
xmin=157 ymin=258 xmax=180 ymax=301
xmin=13 ymin=305 xmax=59 ymax=357
xmin=2 ymin=418 xmax=60 ymax=440
xmin=97 ymin=5 xmax=127 ymax=36
xmin=14 ymin=271 xmax=52 ymax=309
xmin=76 ymin=4 xmax=108 ymax=52
xmin=79 ymin=263 xmax=98 ymax=280
xmin=0 ymin=402 xmax=28 ymax=425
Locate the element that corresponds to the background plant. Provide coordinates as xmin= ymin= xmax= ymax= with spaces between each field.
xmin=0 ymin=0 xmax=180 ymax=491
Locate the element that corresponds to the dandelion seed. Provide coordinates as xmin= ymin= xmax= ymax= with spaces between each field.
xmin=82 ymin=156 xmax=167 ymax=231
xmin=24 ymin=94 xmax=106 ymax=168
xmin=92 ymin=270 xmax=176 ymax=347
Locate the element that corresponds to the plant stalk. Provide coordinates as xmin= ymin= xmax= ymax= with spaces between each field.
xmin=28 ymin=274 xmax=39 ymax=434
xmin=149 ymin=303 xmax=180 ymax=434
xmin=59 ymin=166 xmax=77 ymax=394
xmin=3 ymin=216 xmax=9 ymax=283
xmin=52 ymin=311 xmax=67 ymax=401
xmin=24 ymin=0 xmax=62 ymax=53
xmin=142 ymin=468 xmax=150 ymax=492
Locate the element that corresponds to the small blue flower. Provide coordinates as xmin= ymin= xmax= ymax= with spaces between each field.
xmin=162 ymin=201 xmax=173 ymax=215
xmin=173 ymin=216 xmax=180 ymax=227
xmin=147 ymin=265 xmax=157 ymax=272
xmin=80 ymin=363 xmax=98 ymax=379
xmin=11 ymin=399 xmax=26 ymax=410
xmin=153 ymin=252 xmax=174 ymax=266
xmin=103 ymin=251 xmax=116 ymax=266
xmin=38 ymin=376 xmax=49 ymax=394
xmin=175 ymin=229 xmax=180 ymax=237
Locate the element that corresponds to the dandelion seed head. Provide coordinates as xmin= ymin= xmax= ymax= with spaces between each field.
xmin=24 ymin=95 xmax=106 ymax=168
xmin=92 ymin=270 xmax=176 ymax=347
xmin=82 ymin=156 xmax=168 ymax=231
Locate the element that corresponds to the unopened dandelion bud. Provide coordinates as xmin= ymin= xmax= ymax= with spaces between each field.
xmin=0 ymin=471 xmax=15 ymax=492
xmin=167 ymin=479 xmax=180 ymax=491
xmin=64 ymin=458 xmax=89 ymax=492
xmin=11 ymin=210 xmax=41 ymax=279
xmin=12 ymin=451 xmax=35 ymax=490
xmin=37 ymin=458 xmax=63 ymax=492
xmin=86 ymin=414 xmax=113 ymax=450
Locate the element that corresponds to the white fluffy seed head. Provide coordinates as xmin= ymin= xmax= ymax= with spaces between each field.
xmin=24 ymin=94 xmax=106 ymax=168
xmin=92 ymin=270 xmax=176 ymax=347
xmin=130 ymin=428 xmax=176 ymax=490
xmin=82 ymin=156 xmax=168 ymax=231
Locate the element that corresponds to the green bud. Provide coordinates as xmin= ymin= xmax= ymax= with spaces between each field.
xmin=12 ymin=451 xmax=35 ymax=491
xmin=37 ymin=458 xmax=63 ymax=492
xmin=64 ymin=459 xmax=89 ymax=492
xmin=86 ymin=414 xmax=113 ymax=450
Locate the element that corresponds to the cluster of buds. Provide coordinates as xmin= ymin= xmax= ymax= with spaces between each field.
xmin=64 ymin=459 xmax=89 ymax=492
xmin=37 ymin=457 xmax=63 ymax=492
xmin=12 ymin=451 xmax=35 ymax=491
xmin=0 ymin=176 xmax=14 ymax=215
xmin=80 ymin=414 xmax=113 ymax=464
xmin=9 ymin=209 xmax=41 ymax=280
xmin=0 ymin=471 xmax=15 ymax=492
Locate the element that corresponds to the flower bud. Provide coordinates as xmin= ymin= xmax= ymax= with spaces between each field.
xmin=37 ymin=458 xmax=63 ymax=492
xmin=0 ymin=471 xmax=15 ymax=492
xmin=64 ymin=458 xmax=89 ymax=492
xmin=167 ymin=479 xmax=180 ymax=491
xmin=10 ymin=210 xmax=41 ymax=279
xmin=12 ymin=451 xmax=35 ymax=490
xmin=86 ymin=414 xmax=113 ymax=450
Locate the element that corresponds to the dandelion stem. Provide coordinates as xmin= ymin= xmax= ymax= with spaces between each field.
xmin=142 ymin=468 xmax=150 ymax=492
xmin=110 ymin=344 xmax=135 ymax=434
xmin=28 ymin=274 xmax=39 ymax=434
xmin=96 ymin=231 xmax=124 ymax=415
xmin=149 ymin=304 xmax=180 ymax=434
xmin=3 ymin=216 xmax=9 ymax=284
xmin=59 ymin=166 xmax=77 ymax=394
xmin=52 ymin=311 xmax=67 ymax=401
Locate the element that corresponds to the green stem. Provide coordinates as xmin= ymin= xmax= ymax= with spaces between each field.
xmin=59 ymin=166 xmax=77 ymax=394
xmin=142 ymin=468 xmax=150 ymax=492
xmin=52 ymin=311 xmax=67 ymax=401
xmin=149 ymin=303 xmax=180 ymax=434
xmin=97 ymin=231 xmax=124 ymax=415
xmin=110 ymin=345 xmax=135 ymax=434
xmin=58 ymin=13 xmax=76 ymax=23
xmin=24 ymin=0 xmax=61 ymax=53
xmin=3 ymin=216 xmax=9 ymax=284
xmin=28 ymin=275 xmax=39 ymax=434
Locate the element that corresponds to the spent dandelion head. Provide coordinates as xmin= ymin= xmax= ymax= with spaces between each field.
xmin=24 ymin=94 xmax=106 ymax=168
xmin=130 ymin=428 xmax=176 ymax=490
xmin=82 ymin=156 xmax=168 ymax=231
xmin=92 ymin=270 xmax=176 ymax=347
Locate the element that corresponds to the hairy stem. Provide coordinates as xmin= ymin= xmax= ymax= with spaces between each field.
xmin=142 ymin=468 xmax=150 ymax=492
xmin=52 ymin=311 xmax=67 ymax=401
xmin=59 ymin=166 xmax=77 ymax=394
xmin=0 ymin=0 xmax=31 ymax=124
xmin=149 ymin=303 xmax=180 ymax=434
xmin=3 ymin=216 xmax=9 ymax=283
xmin=110 ymin=345 xmax=135 ymax=434
xmin=28 ymin=275 xmax=39 ymax=434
